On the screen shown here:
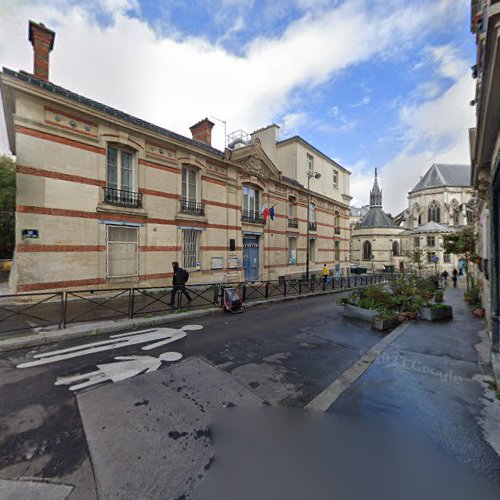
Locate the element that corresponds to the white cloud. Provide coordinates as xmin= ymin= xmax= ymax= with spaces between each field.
xmin=0 ymin=0 xmax=465 ymax=158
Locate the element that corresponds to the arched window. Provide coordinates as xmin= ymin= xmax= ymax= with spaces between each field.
xmin=418 ymin=213 xmax=423 ymax=226
xmin=428 ymin=201 xmax=441 ymax=223
xmin=392 ymin=240 xmax=399 ymax=257
xmin=466 ymin=210 xmax=474 ymax=225
xmin=362 ymin=241 xmax=372 ymax=261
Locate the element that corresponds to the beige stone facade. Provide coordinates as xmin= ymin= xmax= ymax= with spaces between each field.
xmin=1 ymin=23 xmax=351 ymax=293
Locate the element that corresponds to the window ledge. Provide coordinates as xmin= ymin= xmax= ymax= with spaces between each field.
xmin=97 ymin=203 xmax=148 ymax=218
xmin=175 ymin=212 xmax=208 ymax=223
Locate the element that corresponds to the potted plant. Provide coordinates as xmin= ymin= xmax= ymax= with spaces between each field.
xmin=372 ymin=309 xmax=399 ymax=331
xmin=420 ymin=302 xmax=453 ymax=321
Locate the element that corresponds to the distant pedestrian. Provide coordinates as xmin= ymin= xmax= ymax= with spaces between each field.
xmin=452 ymin=268 xmax=458 ymax=288
xmin=322 ymin=264 xmax=329 ymax=284
xmin=441 ymin=270 xmax=449 ymax=286
xmin=170 ymin=261 xmax=192 ymax=306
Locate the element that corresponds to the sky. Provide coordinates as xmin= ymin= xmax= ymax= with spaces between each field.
xmin=0 ymin=0 xmax=476 ymax=214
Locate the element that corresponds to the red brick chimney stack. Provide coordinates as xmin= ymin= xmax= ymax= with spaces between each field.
xmin=28 ymin=20 xmax=56 ymax=81
xmin=189 ymin=118 xmax=215 ymax=146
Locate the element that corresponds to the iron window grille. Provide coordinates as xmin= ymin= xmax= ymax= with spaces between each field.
xmin=242 ymin=209 xmax=265 ymax=224
xmin=180 ymin=199 xmax=205 ymax=216
xmin=288 ymin=218 xmax=298 ymax=228
xmin=104 ymin=187 xmax=142 ymax=208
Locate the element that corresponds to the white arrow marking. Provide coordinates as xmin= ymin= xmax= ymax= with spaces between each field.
xmin=17 ymin=325 xmax=202 ymax=368
xmin=54 ymin=352 xmax=183 ymax=391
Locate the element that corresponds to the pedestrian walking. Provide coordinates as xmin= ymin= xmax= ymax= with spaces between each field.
xmin=441 ymin=270 xmax=449 ymax=287
xmin=452 ymin=268 xmax=458 ymax=288
xmin=322 ymin=264 xmax=329 ymax=284
xmin=170 ymin=261 xmax=192 ymax=306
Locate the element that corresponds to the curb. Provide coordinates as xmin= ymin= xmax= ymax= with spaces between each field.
xmin=0 ymin=287 xmax=352 ymax=352
xmin=304 ymin=321 xmax=413 ymax=412
xmin=492 ymin=351 xmax=500 ymax=389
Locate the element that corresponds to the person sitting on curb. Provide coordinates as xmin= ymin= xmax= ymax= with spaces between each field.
xmin=170 ymin=261 xmax=192 ymax=306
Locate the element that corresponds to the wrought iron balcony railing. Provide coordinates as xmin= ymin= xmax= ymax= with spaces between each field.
xmin=179 ymin=199 xmax=205 ymax=216
xmin=288 ymin=218 xmax=298 ymax=228
xmin=104 ymin=187 xmax=142 ymax=208
xmin=242 ymin=209 xmax=265 ymax=224
xmin=308 ymin=221 xmax=317 ymax=231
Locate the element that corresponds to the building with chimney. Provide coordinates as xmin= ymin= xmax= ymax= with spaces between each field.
xmin=350 ymin=170 xmax=405 ymax=271
xmin=0 ymin=21 xmax=351 ymax=292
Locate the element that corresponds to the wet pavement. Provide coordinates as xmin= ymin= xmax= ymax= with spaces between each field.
xmin=0 ymin=286 xmax=499 ymax=499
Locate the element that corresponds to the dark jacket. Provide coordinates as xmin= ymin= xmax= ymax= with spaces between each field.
xmin=172 ymin=267 xmax=188 ymax=286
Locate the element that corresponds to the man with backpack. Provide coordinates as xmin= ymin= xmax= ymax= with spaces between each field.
xmin=170 ymin=261 xmax=192 ymax=306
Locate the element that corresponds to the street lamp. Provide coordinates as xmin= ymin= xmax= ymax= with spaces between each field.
xmin=306 ymin=169 xmax=321 ymax=281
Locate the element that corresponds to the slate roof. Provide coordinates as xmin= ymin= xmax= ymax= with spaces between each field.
xmin=357 ymin=207 xmax=396 ymax=228
xmin=410 ymin=164 xmax=471 ymax=193
xmin=411 ymin=221 xmax=457 ymax=234
xmin=1 ymin=67 xmax=224 ymax=157
xmin=350 ymin=206 xmax=369 ymax=217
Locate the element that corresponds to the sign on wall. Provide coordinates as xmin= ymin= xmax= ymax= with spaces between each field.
xmin=211 ymin=257 xmax=224 ymax=270
xmin=22 ymin=229 xmax=39 ymax=239
xmin=228 ymin=257 xmax=239 ymax=268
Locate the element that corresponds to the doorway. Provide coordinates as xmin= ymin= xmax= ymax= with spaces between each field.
xmin=243 ymin=236 xmax=260 ymax=281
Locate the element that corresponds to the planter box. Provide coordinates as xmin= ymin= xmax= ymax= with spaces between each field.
xmin=420 ymin=305 xmax=453 ymax=321
xmin=343 ymin=304 xmax=378 ymax=322
xmin=372 ymin=316 xmax=398 ymax=331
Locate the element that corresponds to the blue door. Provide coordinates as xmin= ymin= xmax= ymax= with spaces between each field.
xmin=243 ymin=236 xmax=259 ymax=281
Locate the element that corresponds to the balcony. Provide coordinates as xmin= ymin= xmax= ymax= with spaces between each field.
xmin=308 ymin=221 xmax=317 ymax=231
xmin=288 ymin=218 xmax=298 ymax=228
xmin=242 ymin=209 xmax=265 ymax=224
xmin=179 ymin=199 xmax=205 ymax=216
xmin=103 ymin=187 xmax=142 ymax=208
xmin=334 ymin=227 xmax=341 ymax=235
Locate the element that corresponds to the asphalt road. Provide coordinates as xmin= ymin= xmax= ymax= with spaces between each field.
xmin=0 ymin=289 xmax=499 ymax=499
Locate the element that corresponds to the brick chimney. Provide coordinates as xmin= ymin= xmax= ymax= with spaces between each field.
xmin=189 ymin=118 xmax=215 ymax=146
xmin=28 ymin=21 xmax=56 ymax=81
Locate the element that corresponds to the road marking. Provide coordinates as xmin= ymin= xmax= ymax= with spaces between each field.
xmin=54 ymin=352 xmax=183 ymax=391
xmin=304 ymin=322 xmax=412 ymax=412
xmin=17 ymin=325 xmax=202 ymax=368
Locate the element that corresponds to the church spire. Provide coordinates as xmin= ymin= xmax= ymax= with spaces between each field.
xmin=370 ymin=168 xmax=382 ymax=207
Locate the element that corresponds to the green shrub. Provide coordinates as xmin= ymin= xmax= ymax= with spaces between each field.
xmin=434 ymin=291 xmax=444 ymax=303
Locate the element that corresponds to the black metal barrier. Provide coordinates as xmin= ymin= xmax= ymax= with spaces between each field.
xmin=0 ymin=273 xmax=398 ymax=334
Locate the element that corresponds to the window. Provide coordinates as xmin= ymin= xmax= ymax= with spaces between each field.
xmin=334 ymin=211 xmax=341 ymax=235
xmin=427 ymin=252 xmax=436 ymax=263
xmin=307 ymin=153 xmax=313 ymax=173
xmin=288 ymin=197 xmax=298 ymax=227
xmin=288 ymin=237 xmax=297 ymax=264
xmin=107 ymin=225 xmax=138 ymax=278
xmin=392 ymin=241 xmax=399 ymax=257
xmin=182 ymin=166 xmax=198 ymax=203
xmin=427 ymin=236 xmax=435 ymax=247
xmin=309 ymin=203 xmax=316 ymax=223
xmin=309 ymin=238 xmax=316 ymax=262
xmin=182 ymin=229 xmax=200 ymax=269
xmin=418 ymin=213 xmax=423 ymax=225
xmin=466 ymin=210 xmax=474 ymax=225
xmin=333 ymin=169 xmax=339 ymax=189
xmin=242 ymin=185 xmax=261 ymax=213
xmin=362 ymin=240 xmax=372 ymax=261
xmin=107 ymin=145 xmax=135 ymax=192
xmin=414 ymin=237 xmax=420 ymax=247
xmin=444 ymin=253 xmax=451 ymax=263
xmin=427 ymin=201 xmax=441 ymax=223
xmin=335 ymin=241 xmax=340 ymax=262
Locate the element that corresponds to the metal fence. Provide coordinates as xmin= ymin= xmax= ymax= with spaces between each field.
xmin=0 ymin=273 xmax=397 ymax=335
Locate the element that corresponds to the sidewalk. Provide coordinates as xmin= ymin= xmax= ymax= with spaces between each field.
xmin=326 ymin=282 xmax=500 ymax=486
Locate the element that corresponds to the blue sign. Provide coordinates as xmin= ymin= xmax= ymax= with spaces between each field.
xmin=431 ymin=255 xmax=439 ymax=263
xmin=22 ymin=229 xmax=39 ymax=239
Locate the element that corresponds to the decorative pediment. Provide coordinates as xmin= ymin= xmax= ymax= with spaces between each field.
xmin=229 ymin=139 xmax=282 ymax=181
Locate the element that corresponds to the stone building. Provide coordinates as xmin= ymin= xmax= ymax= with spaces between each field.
xmin=403 ymin=164 xmax=474 ymax=273
xmin=0 ymin=21 xmax=351 ymax=293
xmin=469 ymin=0 xmax=500 ymax=349
xmin=351 ymin=170 xmax=405 ymax=271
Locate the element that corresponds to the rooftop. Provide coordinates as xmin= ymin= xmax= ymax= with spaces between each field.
xmin=1 ymin=67 xmax=224 ymax=158
xmin=357 ymin=207 xmax=396 ymax=228
xmin=410 ymin=164 xmax=471 ymax=194
xmin=411 ymin=221 xmax=457 ymax=234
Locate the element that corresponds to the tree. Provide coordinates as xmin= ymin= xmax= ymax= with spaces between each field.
xmin=0 ymin=155 xmax=16 ymax=259
xmin=403 ymin=248 xmax=425 ymax=274
xmin=443 ymin=227 xmax=475 ymax=291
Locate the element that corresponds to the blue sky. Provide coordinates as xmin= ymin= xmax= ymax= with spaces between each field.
xmin=0 ymin=0 xmax=476 ymax=213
